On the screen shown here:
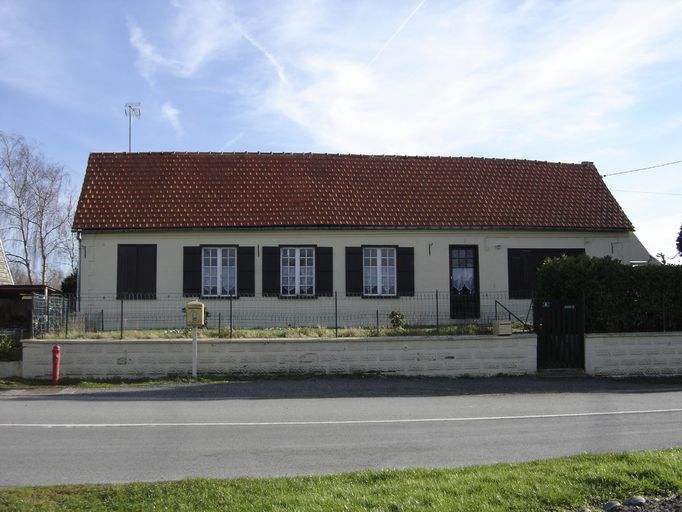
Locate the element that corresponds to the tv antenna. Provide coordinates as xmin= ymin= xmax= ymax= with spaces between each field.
xmin=124 ymin=102 xmax=141 ymax=152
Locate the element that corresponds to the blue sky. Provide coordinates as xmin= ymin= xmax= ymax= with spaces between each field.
xmin=1 ymin=0 xmax=681 ymax=259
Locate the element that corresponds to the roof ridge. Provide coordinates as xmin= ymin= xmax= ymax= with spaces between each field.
xmin=88 ymin=152 xmax=586 ymax=166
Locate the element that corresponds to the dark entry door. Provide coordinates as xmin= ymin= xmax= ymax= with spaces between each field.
xmin=450 ymin=245 xmax=480 ymax=319
xmin=534 ymin=300 xmax=585 ymax=369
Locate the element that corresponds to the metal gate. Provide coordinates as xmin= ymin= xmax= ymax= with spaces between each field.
xmin=533 ymin=299 xmax=585 ymax=370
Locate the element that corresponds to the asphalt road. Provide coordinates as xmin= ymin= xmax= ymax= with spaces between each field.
xmin=1 ymin=377 xmax=681 ymax=487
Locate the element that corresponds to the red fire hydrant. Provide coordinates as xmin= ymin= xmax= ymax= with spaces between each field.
xmin=52 ymin=344 xmax=61 ymax=386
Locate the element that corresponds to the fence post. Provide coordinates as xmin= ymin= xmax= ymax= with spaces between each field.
xmin=120 ymin=299 xmax=124 ymax=339
xmin=662 ymin=292 xmax=666 ymax=332
xmin=435 ymin=290 xmax=439 ymax=333
xmin=46 ymin=295 xmax=50 ymax=335
xmin=101 ymin=309 xmax=104 ymax=332
xmin=229 ymin=297 xmax=233 ymax=339
xmin=65 ymin=297 xmax=69 ymax=337
xmin=218 ymin=312 xmax=222 ymax=337
xmin=335 ymin=291 xmax=338 ymax=338
xmin=376 ymin=309 xmax=379 ymax=336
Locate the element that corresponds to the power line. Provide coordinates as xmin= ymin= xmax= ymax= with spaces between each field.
xmin=611 ymin=189 xmax=682 ymax=196
xmin=602 ymin=159 xmax=682 ymax=177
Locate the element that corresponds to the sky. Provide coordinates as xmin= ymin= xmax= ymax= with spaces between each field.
xmin=0 ymin=0 xmax=681 ymax=260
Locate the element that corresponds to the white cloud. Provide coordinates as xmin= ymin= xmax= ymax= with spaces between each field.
xmin=123 ymin=0 xmax=682 ymax=257
xmin=161 ymin=102 xmax=183 ymax=135
xmin=370 ymin=0 xmax=427 ymax=65
xmin=128 ymin=23 xmax=180 ymax=83
xmin=261 ymin=0 xmax=682 ymax=155
xmin=127 ymin=0 xmax=286 ymax=85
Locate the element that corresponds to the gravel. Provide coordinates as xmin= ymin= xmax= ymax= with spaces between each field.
xmin=591 ymin=493 xmax=682 ymax=512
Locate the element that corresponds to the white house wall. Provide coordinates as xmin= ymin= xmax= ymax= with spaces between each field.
xmin=78 ymin=229 xmax=650 ymax=329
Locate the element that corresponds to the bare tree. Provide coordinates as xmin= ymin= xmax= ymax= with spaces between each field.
xmin=56 ymin=190 xmax=79 ymax=273
xmin=0 ymin=132 xmax=37 ymax=283
xmin=30 ymin=159 xmax=72 ymax=284
xmin=0 ymin=132 xmax=73 ymax=285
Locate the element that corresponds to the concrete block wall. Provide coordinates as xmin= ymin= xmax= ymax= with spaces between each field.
xmin=585 ymin=332 xmax=682 ymax=376
xmin=22 ymin=335 xmax=537 ymax=379
xmin=0 ymin=361 xmax=21 ymax=378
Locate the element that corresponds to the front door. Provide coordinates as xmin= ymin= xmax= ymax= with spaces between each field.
xmin=450 ymin=245 xmax=480 ymax=319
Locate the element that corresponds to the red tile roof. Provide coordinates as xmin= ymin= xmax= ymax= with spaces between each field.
xmin=73 ymin=153 xmax=633 ymax=231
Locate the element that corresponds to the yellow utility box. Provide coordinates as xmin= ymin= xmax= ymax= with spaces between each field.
xmin=185 ymin=300 xmax=205 ymax=327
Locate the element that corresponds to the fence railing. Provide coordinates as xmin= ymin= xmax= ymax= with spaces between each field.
xmin=31 ymin=291 xmax=534 ymax=338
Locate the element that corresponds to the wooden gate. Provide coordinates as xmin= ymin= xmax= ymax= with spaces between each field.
xmin=533 ymin=299 xmax=585 ymax=370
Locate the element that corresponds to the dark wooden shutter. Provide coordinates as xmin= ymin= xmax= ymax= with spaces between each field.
xmin=345 ymin=247 xmax=363 ymax=296
xmin=117 ymin=244 xmax=156 ymax=299
xmin=315 ymin=247 xmax=333 ymax=296
xmin=262 ymin=246 xmax=280 ymax=296
xmin=507 ymin=249 xmax=525 ymax=299
xmin=396 ymin=247 xmax=414 ymax=296
xmin=237 ymin=246 xmax=255 ymax=297
xmin=183 ymin=246 xmax=201 ymax=297
xmin=137 ymin=245 xmax=157 ymax=298
xmin=117 ymin=245 xmax=136 ymax=299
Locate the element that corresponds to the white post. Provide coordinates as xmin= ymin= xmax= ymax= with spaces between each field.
xmin=192 ymin=326 xmax=198 ymax=379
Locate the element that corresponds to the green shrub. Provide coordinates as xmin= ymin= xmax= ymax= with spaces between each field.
xmin=0 ymin=333 xmax=21 ymax=362
xmin=388 ymin=310 xmax=406 ymax=329
xmin=535 ymin=255 xmax=682 ymax=332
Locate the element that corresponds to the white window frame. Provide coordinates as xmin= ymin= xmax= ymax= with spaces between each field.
xmin=280 ymin=247 xmax=315 ymax=297
xmin=363 ymin=247 xmax=397 ymax=297
xmin=201 ymin=246 xmax=237 ymax=297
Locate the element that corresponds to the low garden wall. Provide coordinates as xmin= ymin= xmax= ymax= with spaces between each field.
xmin=585 ymin=332 xmax=682 ymax=377
xmin=22 ymin=335 xmax=537 ymax=379
xmin=0 ymin=361 xmax=21 ymax=378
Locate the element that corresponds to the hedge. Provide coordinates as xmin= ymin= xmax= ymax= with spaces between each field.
xmin=0 ymin=332 xmax=22 ymax=362
xmin=535 ymin=255 xmax=682 ymax=333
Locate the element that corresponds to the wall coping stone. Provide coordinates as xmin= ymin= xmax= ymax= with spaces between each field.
xmin=23 ymin=334 xmax=536 ymax=346
xmin=586 ymin=332 xmax=682 ymax=339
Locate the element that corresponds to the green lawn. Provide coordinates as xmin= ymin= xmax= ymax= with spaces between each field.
xmin=0 ymin=376 xmax=231 ymax=389
xmin=38 ymin=323 xmax=501 ymax=340
xmin=1 ymin=449 xmax=680 ymax=511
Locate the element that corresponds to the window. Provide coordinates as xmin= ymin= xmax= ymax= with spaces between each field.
xmin=345 ymin=246 xmax=413 ymax=297
xmin=202 ymin=247 xmax=237 ymax=297
xmin=117 ymin=244 xmax=157 ymax=299
xmin=280 ymin=247 xmax=314 ymax=296
xmin=363 ymin=247 xmax=396 ymax=296
xmin=508 ymin=248 xmax=585 ymax=299
xmin=450 ymin=247 xmax=476 ymax=294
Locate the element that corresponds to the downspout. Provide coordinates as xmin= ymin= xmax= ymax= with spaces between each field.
xmin=76 ymin=230 xmax=82 ymax=312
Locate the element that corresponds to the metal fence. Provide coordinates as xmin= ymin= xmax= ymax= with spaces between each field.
xmin=31 ymin=291 xmax=534 ymax=338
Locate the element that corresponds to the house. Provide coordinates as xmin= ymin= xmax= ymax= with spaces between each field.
xmin=0 ymin=240 xmax=13 ymax=286
xmin=72 ymin=152 xmax=651 ymax=329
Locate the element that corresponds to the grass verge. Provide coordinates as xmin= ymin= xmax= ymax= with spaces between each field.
xmin=0 ymin=376 xmax=232 ymax=389
xmin=37 ymin=323 xmax=503 ymax=340
xmin=1 ymin=449 xmax=680 ymax=511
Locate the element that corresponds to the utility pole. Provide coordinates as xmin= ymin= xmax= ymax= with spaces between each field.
xmin=124 ymin=103 xmax=141 ymax=152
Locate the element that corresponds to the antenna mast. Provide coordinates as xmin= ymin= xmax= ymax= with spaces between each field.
xmin=124 ymin=103 xmax=141 ymax=152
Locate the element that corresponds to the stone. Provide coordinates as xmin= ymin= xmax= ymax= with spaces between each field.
xmin=580 ymin=508 xmax=591 ymax=512
xmin=603 ymin=501 xmax=621 ymax=512
xmin=625 ymin=496 xmax=646 ymax=506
